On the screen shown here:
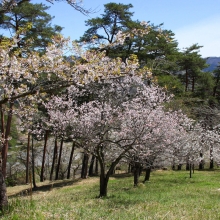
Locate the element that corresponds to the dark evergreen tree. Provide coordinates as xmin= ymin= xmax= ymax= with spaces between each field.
xmin=176 ymin=44 xmax=207 ymax=92
xmin=79 ymin=3 xmax=134 ymax=56
xmin=213 ymin=63 xmax=220 ymax=99
xmin=0 ymin=2 xmax=62 ymax=53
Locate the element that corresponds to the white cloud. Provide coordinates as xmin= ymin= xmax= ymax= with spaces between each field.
xmin=174 ymin=15 xmax=220 ymax=57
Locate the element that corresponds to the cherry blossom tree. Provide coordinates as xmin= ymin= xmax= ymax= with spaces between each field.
xmin=43 ymin=73 xmax=194 ymax=196
xmin=122 ymin=103 xmax=196 ymax=185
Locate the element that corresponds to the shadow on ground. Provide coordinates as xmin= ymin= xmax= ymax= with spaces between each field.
xmin=8 ymin=177 xmax=85 ymax=198
xmin=8 ymin=172 xmax=135 ymax=198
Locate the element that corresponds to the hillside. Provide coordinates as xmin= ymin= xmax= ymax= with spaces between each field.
xmin=204 ymin=57 xmax=220 ymax=72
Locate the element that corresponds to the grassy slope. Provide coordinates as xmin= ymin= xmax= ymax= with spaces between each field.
xmin=2 ymin=170 xmax=220 ymax=220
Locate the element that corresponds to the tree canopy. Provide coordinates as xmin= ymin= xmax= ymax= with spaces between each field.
xmin=0 ymin=2 xmax=62 ymax=53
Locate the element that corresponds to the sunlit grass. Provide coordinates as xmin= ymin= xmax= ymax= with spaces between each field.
xmin=2 ymin=170 xmax=220 ymax=219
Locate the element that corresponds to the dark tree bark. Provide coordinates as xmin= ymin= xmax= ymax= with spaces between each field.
xmin=0 ymin=104 xmax=5 ymax=140
xmin=50 ymin=137 xmax=58 ymax=181
xmin=25 ymin=133 xmax=30 ymax=184
xmin=67 ymin=142 xmax=75 ymax=179
xmin=199 ymin=152 xmax=204 ymax=170
xmin=178 ymin=164 xmax=182 ymax=170
xmin=81 ymin=152 xmax=89 ymax=179
xmin=55 ymin=138 xmax=64 ymax=180
xmin=2 ymin=102 xmax=14 ymax=178
xmin=210 ymin=146 xmax=214 ymax=169
xmin=88 ymin=154 xmax=95 ymax=176
xmin=143 ymin=167 xmax=151 ymax=182
xmin=0 ymin=169 xmax=7 ymax=210
xmin=31 ymin=135 xmax=37 ymax=189
xmin=0 ymin=102 xmax=13 ymax=209
xmin=133 ymin=162 xmax=141 ymax=187
xmin=128 ymin=163 xmax=132 ymax=173
xmin=99 ymin=172 xmax=109 ymax=197
xmin=97 ymin=146 xmax=128 ymax=197
xmin=210 ymin=159 xmax=214 ymax=169
xmin=98 ymin=160 xmax=118 ymax=197
xmin=40 ymin=130 xmax=49 ymax=182
xmin=0 ymin=105 xmax=8 ymax=210
xmin=189 ymin=163 xmax=192 ymax=178
xmin=95 ymin=157 xmax=99 ymax=175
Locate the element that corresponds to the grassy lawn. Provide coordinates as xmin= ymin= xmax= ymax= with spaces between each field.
xmin=2 ymin=170 xmax=220 ymax=219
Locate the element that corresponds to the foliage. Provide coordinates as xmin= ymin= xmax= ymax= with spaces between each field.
xmin=0 ymin=0 xmax=92 ymax=16
xmin=157 ymin=74 xmax=184 ymax=96
xmin=0 ymin=2 xmax=62 ymax=53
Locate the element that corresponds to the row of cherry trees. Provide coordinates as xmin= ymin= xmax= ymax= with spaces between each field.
xmin=0 ymin=18 xmax=220 ymax=208
xmin=0 ymin=21 xmax=153 ymax=207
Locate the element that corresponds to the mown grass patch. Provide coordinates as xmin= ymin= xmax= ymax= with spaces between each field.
xmin=2 ymin=170 xmax=220 ymax=219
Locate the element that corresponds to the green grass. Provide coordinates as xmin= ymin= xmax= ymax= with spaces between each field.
xmin=2 ymin=170 xmax=220 ymax=219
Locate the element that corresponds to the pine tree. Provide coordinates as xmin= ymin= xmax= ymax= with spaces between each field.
xmin=0 ymin=1 xmax=62 ymax=53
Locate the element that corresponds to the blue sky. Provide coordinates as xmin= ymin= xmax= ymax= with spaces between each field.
xmin=22 ymin=1 xmax=220 ymax=57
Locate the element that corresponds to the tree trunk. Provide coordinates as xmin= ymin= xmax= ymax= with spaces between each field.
xmin=99 ymin=173 xmax=109 ymax=197
xmin=133 ymin=162 xmax=141 ymax=187
xmin=210 ymin=146 xmax=214 ymax=169
xmin=55 ymin=138 xmax=63 ymax=180
xmin=189 ymin=163 xmax=192 ymax=178
xmin=199 ymin=152 xmax=204 ymax=170
xmin=0 ymin=103 xmax=13 ymax=210
xmin=178 ymin=164 xmax=182 ymax=170
xmin=0 ymin=169 xmax=7 ymax=210
xmin=128 ymin=163 xmax=132 ymax=173
xmin=2 ymin=102 xmax=14 ymax=178
xmin=0 ymin=104 xmax=7 ymax=209
xmin=31 ymin=135 xmax=37 ymax=189
xmin=50 ymin=137 xmax=58 ymax=181
xmin=81 ymin=152 xmax=89 ymax=179
xmin=98 ymin=154 xmax=121 ymax=197
xmin=98 ymin=158 xmax=115 ymax=197
xmin=143 ymin=167 xmax=151 ymax=182
xmin=95 ymin=158 xmax=99 ymax=175
xmin=0 ymin=104 xmax=5 ymax=140
xmin=25 ymin=133 xmax=30 ymax=184
xmin=67 ymin=142 xmax=75 ymax=179
xmin=89 ymin=155 xmax=95 ymax=176
xmin=40 ymin=130 xmax=49 ymax=182
xmin=210 ymin=159 xmax=214 ymax=169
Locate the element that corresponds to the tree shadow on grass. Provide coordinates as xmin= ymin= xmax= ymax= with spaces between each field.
xmin=8 ymin=177 xmax=85 ymax=198
xmin=111 ymin=172 xmax=133 ymax=179
xmin=9 ymin=173 xmax=135 ymax=200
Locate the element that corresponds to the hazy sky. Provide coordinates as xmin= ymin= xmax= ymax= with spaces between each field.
xmin=27 ymin=1 xmax=220 ymax=57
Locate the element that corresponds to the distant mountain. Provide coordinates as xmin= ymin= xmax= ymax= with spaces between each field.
xmin=203 ymin=57 xmax=220 ymax=72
